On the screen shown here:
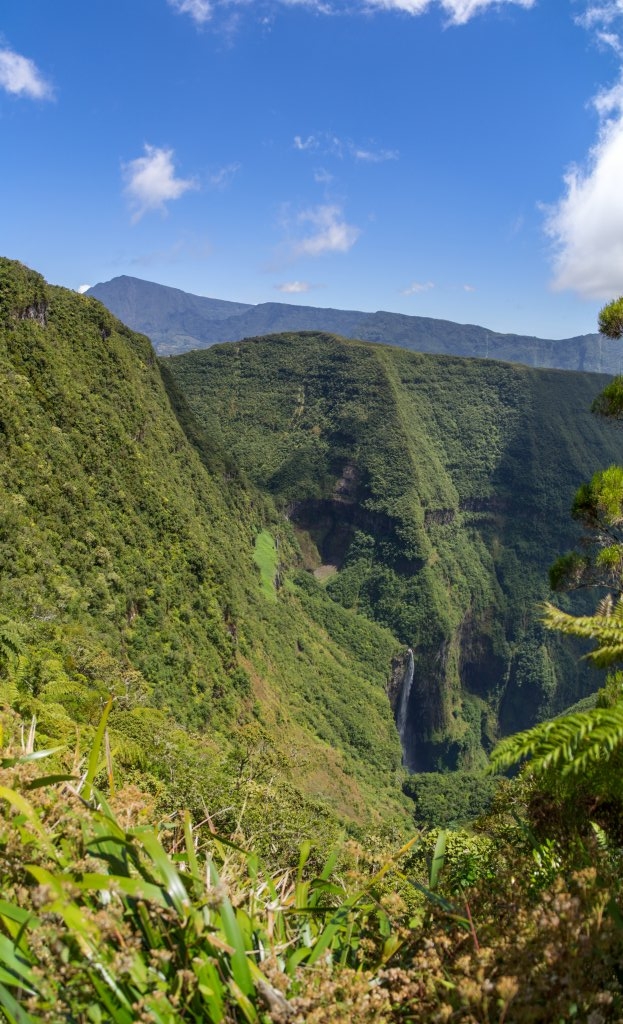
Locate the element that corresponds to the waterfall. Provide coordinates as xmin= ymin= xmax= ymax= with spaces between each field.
xmin=396 ymin=649 xmax=414 ymax=755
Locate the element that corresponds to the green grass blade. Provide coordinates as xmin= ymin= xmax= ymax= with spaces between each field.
xmin=218 ymin=897 xmax=255 ymax=998
xmin=429 ymin=830 xmax=447 ymax=891
xmin=136 ymin=829 xmax=189 ymax=914
xmin=227 ymin=979 xmax=258 ymax=1024
xmin=1 ymin=746 xmax=65 ymax=769
xmin=183 ymin=809 xmax=203 ymax=897
xmin=0 ymin=934 xmax=38 ymax=988
xmin=194 ymin=958 xmax=226 ymax=1022
xmin=73 ymin=872 xmax=169 ymax=906
xmin=306 ymin=906 xmax=350 ymax=967
xmin=0 ymin=980 xmax=38 ymax=1024
xmin=83 ymin=697 xmax=113 ymax=801
xmin=24 ymin=773 xmax=78 ymax=790
xmin=297 ymin=840 xmax=312 ymax=883
xmin=0 ymin=901 xmax=38 ymax=929
xmin=88 ymin=974 xmax=136 ymax=1024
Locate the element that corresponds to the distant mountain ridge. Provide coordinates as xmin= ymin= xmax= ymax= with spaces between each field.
xmin=87 ymin=275 xmax=617 ymax=373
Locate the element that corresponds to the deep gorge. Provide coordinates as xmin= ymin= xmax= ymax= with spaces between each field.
xmin=166 ymin=331 xmax=615 ymax=770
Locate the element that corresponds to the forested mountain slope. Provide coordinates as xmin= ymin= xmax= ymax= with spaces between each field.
xmin=0 ymin=258 xmax=410 ymax=845
xmin=87 ymin=274 xmax=616 ymax=372
xmin=167 ymin=333 xmax=623 ymax=769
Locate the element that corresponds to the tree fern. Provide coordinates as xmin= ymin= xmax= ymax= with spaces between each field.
xmin=0 ymin=618 xmax=23 ymax=673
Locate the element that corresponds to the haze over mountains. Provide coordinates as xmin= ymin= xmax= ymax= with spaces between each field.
xmin=87 ymin=275 xmax=618 ymax=374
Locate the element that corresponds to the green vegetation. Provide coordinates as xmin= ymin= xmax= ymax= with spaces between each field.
xmin=403 ymin=769 xmax=501 ymax=828
xmin=4 ymin=263 xmax=623 ymax=1019
xmin=0 ymin=258 xmax=409 ymax=848
xmin=167 ymin=332 xmax=621 ymax=767
xmin=2 ymin=706 xmax=623 ymax=1022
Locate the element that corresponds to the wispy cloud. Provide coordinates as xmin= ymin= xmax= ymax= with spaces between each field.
xmin=0 ymin=47 xmax=53 ymax=99
xmin=353 ymin=147 xmax=399 ymax=162
xmin=294 ymin=134 xmax=319 ymax=151
xmin=170 ymin=0 xmax=534 ymax=28
xmin=545 ymin=4 xmax=623 ymax=300
xmin=293 ymin=204 xmax=361 ymax=257
xmin=275 ymin=280 xmax=312 ymax=293
xmin=168 ymin=0 xmax=212 ymax=24
xmin=293 ymin=131 xmax=398 ymax=162
xmin=127 ymin=238 xmax=213 ymax=266
xmin=402 ymin=280 xmax=435 ymax=295
xmin=576 ymin=2 xmax=623 ymax=53
xmin=123 ymin=145 xmax=197 ymax=222
xmin=314 ymin=168 xmax=334 ymax=184
xmin=209 ymin=162 xmax=241 ymax=188
xmin=463 ymin=283 xmax=476 ymax=292
xmin=363 ymin=0 xmax=534 ymax=25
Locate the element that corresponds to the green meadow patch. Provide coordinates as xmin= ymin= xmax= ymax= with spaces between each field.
xmin=254 ymin=529 xmax=278 ymax=599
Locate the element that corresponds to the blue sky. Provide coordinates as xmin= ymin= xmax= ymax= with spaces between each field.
xmin=2 ymin=0 xmax=623 ymax=338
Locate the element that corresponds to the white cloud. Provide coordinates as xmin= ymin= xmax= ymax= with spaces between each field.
xmin=544 ymin=1 xmax=623 ymax=299
xmin=77 ymin=284 xmax=92 ymax=294
xmin=276 ymin=280 xmax=312 ymax=293
xmin=168 ymin=0 xmax=213 ymax=24
xmin=0 ymin=47 xmax=52 ymax=99
xmin=546 ymin=73 xmax=623 ymax=300
xmin=123 ymin=145 xmax=197 ymax=222
xmin=463 ymin=283 xmax=476 ymax=292
xmin=402 ymin=280 xmax=435 ymax=294
xmin=293 ymin=204 xmax=361 ymax=256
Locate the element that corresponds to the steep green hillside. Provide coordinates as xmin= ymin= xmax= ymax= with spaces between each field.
xmin=167 ymin=332 xmax=623 ymax=769
xmin=0 ymin=259 xmax=409 ymax=846
xmin=88 ymin=274 xmax=618 ymax=372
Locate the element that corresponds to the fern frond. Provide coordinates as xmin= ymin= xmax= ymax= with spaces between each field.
xmin=490 ymin=704 xmax=623 ymax=776
xmin=543 ymin=601 xmax=623 ymax=667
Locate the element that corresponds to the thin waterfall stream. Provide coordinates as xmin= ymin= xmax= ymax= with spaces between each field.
xmin=396 ymin=648 xmax=414 ymax=764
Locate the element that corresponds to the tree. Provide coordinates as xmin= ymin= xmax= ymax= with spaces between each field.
xmin=599 ymin=296 xmax=623 ymax=340
xmin=591 ymin=297 xmax=623 ymax=418
xmin=549 ymin=295 xmax=623 ymax=601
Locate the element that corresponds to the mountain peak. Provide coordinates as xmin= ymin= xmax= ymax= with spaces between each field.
xmin=87 ymin=274 xmax=606 ymax=371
